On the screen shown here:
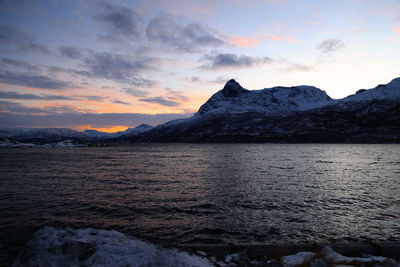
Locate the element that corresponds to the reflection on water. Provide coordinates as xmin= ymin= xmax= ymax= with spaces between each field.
xmin=0 ymin=144 xmax=399 ymax=250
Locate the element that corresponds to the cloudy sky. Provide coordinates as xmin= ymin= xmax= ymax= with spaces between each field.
xmin=1 ymin=0 xmax=399 ymax=132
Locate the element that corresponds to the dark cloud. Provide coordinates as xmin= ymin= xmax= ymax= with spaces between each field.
xmin=124 ymin=88 xmax=148 ymax=97
xmin=46 ymin=66 xmax=65 ymax=73
xmin=113 ymin=100 xmax=131 ymax=105
xmin=58 ymin=46 xmax=83 ymax=59
xmin=139 ymin=96 xmax=180 ymax=107
xmin=0 ymin=0 xmax=47 ymax=17
xmin=0 ymin=112 xmax=192 ymax=128
xmin=0 ymin=25 xmax=50 ymax=54
xmin=95 ymin=3 xmax=143 ymax=43
xmin=145 ymin=16 xmax=225 ymax=52
xmin=84 ymin=95 xmax=104 ymax=101
xmin=83 ymin=52 xmax=154 ymax=83
xmin=2 ymin=50 xmax=157 ymax=88
xmin=0 ymin=70 xmax=69 ymax=89
xmin=284 ymin=63 xmax=313 ymax=72
xmin=316 ymin=39 xmax=344 ymax=53
xmin=199 ymin=53 xmax=272 ymax=70
xmin=0 ymin=91 xmax=75 ymax=100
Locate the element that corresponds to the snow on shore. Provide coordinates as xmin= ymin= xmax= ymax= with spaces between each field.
xmin=14 ymin=227 xmax=400 ymax=267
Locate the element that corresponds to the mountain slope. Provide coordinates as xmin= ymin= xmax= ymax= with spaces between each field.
xmin=124 ymin=78 xmax=400 ymax=143
xmin=197 ymin=79 xmax=333 ymax=115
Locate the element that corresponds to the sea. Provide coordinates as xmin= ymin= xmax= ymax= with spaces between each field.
xmin=1 ymin=144 xmax=399 ymax=266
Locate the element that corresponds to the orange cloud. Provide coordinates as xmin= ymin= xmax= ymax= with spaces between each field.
xmin=230 ymin=35 xmax=260 ymax=47
xmin=265 ymin=34 xmax=299 ymax=44
xmin=394 ymin=27 xmax=400 ymax=36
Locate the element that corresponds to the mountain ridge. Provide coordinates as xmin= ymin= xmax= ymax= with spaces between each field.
xmin=1 ymin=78 xmax=400 ymax=144
xmin=121 ymin=77 xmax=400 ymax=143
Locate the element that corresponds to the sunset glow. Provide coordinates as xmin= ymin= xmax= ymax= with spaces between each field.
xmin=1 ymin=0 xmax=400 ymax=131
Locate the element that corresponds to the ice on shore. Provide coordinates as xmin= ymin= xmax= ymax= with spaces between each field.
xmin=281 ymin=251 xmax=316 ymax=266
xmin=15 ymin=227 xmax=212 ymax=267
xmin=14 ymin=227 xmax=400 ymax=267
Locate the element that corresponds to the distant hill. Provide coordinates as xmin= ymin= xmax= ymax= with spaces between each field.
xmin=0 ymin=124 xmax=154 ymax=145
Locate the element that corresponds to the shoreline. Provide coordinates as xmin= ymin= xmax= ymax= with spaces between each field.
xmin=178 ymin=241 xmax=400 ymax=260
xmin=3 ymin=227 xmax=400 ymax=266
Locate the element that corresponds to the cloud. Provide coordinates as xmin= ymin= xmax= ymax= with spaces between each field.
xmin=0 ymin=57 xmax=40 ymax=71
xmin=0 ymin=91 xmax=75 ymax=100
xmin=394 ymin=27 xmax=400 ymax=36
xmin=199 ymin=52 xmax=272 ymax=70
xmin=58 ymin=46 xmax=83 ymax=59
xmin=0 ymin=112 xmax=192 ymax=128
xmin=0 ymin=100 xmax=47 ymax=114
xmin=264 ymin=34 xmax=299 ymax=44
xmin=83 ymin=95 xmax=104 ymax=101
xmin=184 ymin=76 xmax=228 ymax=85
xmin=229 ymin=35 xmax=260 ymax=47
xmin=113 ymin=100 xmax=131 ymax=105
xmin=145 ymin=16 xmax=225 ymax=52
xmin=95 ymin=3 xmax=143 ymax=43
xmin=185 ymin=76 xmax=200 ymax=83
xmin=316 ymin=39 xmax=344 ymax=53
xmin=82 ymin=52 xmax=155 ymax=83
xmin=139 ymin=96 xmax=180 ymax=107
xmin=284 ymin=63 xmax=314 ymax=72
xmin=165 ymin=88 xmax=188 ymax=101
xmin=146 ymin=0 xmax=219 ymax=17
xmin=210 ymin=76 xmax=229 ymax=84
xmin=0 ymin=100 xmax=83 ymax=114
xmin=0 ymin=25 xmax=50 ymax=54
xmin=0 ymin=70 xmax=69 ymax=89
xmin=124 ymin=88 xmax=148 ymax=97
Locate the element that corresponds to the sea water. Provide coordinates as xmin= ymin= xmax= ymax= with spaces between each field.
xmin=1 ymin=144 xmax=399 ymax=265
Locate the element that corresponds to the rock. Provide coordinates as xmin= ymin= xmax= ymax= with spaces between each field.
xmin=222 ymin=79 xmax=248 ymax=97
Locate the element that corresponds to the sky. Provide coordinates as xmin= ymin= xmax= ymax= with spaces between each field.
xmin=1 ymin=0 xmax=400 ymax=132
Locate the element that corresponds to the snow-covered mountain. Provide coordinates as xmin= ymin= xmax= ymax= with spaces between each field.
xmin=0 ymin=127 xmax=90 ymax=143
xmin=124 ymin=78 xmax=400 ymax=143
xmin=2 ymin=78 xmax=399 ymax=144
xmin=0 ymin=124 xmax=154 ymax=144
xmin=197 ymin=79 xmax=333 ymax=116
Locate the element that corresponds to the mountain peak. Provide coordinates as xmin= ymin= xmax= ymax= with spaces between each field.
xmin=222 ymin=79 xmax=247 ymax=97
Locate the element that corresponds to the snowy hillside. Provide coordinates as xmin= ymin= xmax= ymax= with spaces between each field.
xmin=126 ymin=77 xmax=400 ymax=143
xmin=197 ymin=79 xmax=333 ymax=116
